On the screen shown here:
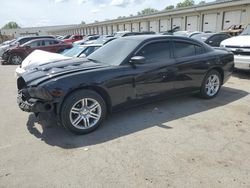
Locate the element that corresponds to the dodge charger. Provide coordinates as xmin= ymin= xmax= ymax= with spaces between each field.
xmin=17 ymin=35 xmax=234 ymax=134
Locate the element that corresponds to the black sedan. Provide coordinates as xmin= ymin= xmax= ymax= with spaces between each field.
xmin=17 ymin=35 xmax=234 ymax=134
xmin=191 ymin=33 xmax=231 ymax=47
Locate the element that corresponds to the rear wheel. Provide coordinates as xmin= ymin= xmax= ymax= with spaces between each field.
xmin=9 ymin=54 xmax=23 ymax=65
xmin=200 ymin=70 xmax=222 ymax=99
xmin=61 ymin=90 xmax=107 ymax=134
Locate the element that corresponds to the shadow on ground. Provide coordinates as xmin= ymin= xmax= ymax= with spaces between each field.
xmin=233 ymin=70 xmax=250 ymax=80
xmin=26 ymin=86 xmax=248 ymax=149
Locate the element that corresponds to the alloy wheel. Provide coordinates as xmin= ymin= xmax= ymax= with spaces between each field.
xmin=11 ymin=55 xmax=22 ymax=65
xmin=69 ymin=98 xmax=102 ymax=129
xmin=205 ymin=74 xmax=220 ymax=97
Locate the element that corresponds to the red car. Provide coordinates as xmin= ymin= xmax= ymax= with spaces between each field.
xmin=2 ymin=38 xmax=72 ymax=65
xmin=63 ymin=35 xmax=83 ymax=44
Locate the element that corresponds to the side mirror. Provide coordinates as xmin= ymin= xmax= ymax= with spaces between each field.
xmin=79 ymin=53 xmax=86 ymax=58
xmin=25 ymin=45 xmax=31 ymax=49
xmin=129 ymin=56 xmax=145 ymax=65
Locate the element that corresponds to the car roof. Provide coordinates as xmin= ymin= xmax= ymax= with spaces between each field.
xmin=79 ymin=43 xmax=102 ymax=47
xmin=18 ymin=36 xmax=53 ymax=40
xmin=121 ymin=35 xmax=211 ymax=50
xmin=27 ymin=38 xmax=57 ymax=42
xmin=122 ymin=34 xmax=199 ymax=42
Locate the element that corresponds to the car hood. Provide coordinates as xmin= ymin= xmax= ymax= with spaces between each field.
xmin=19 ymin=58 xmax=111 ymax=87
xmin=221 ymin=35 xmax=250 ymax=47
xmin=21 ymin=50 xmax=71 ymax=69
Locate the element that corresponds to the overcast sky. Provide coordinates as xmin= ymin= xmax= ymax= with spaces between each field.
xmin=0 ymin=0 xmax=213 ymax=28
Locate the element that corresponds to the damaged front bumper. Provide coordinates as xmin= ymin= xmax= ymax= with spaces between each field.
xmin=17 ymin=91 xmax=53 ymax=113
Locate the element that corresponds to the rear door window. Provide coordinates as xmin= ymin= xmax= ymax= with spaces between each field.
xmin=29 ymin=41 xmax=41 ymax=47
xmin=173 ymin=41 xmax=203 ymax=58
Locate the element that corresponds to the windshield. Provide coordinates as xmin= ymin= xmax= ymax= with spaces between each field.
xmin=62 ymin=35 xmax=71 ymax=39
xmin=192 ymin=33 xmax=213 ymax=42
xmin=87 ymin=38 xmax=139 ymax=66
xmin=241 ymin=25 xmax=250 ymax=35
xmin=62 ymin=45 xmax=86 ymax=57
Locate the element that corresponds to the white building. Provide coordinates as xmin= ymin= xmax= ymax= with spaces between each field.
xmin=50 ymin=0 xmax=250 ymax=36
xmin=0 ymin=25 xmax=77 ymax=38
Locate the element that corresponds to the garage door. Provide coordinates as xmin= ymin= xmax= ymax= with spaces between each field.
xmin=149 ymin=20 xmax=159 ymax=32
xmin=98 ymin=27 xmax=103 ymax=35
xmin=160 ymin=19 xmax=168 ymax=32
xmin=107 ymin=26 xmax=112 ymax=35
xmin=132 ymin=23 xmax=140 ymax=32
xmin=118 ymin=24 xmax=124 ymax=31
xmin=203 ymin=13 xmax=217 ymax=32
xmin=140 ymin=21 xmax=149 ymax=32
xmin=125 ymin=23 xmax=131 ymax=31
xmin=223 ymin=10 xmax=242 ymax=30
xmin=113 ymin=25 xmax=118 ymax=33
xmin=186 ymin=16 xmax=198 ymax=31
xmin=172 ymin=17 xmax=182 ymax=29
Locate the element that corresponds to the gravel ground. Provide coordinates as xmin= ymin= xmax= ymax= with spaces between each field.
xmin=0 ymin=66 xmax=250 ymax=188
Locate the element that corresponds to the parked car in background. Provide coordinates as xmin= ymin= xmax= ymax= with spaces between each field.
xmin=221 ymin=24 xmax=250 ymax=70
xmin=17 ymin=35 xmax=234 ymax=134
xmin=0 ymin=39 xmax=16 ymax=46
xmin=61 ymin=35 xmax=71 ymax=40
xmin=162 ymin=26 xmax=180 ymax=35
xmin=114 ymin=31 xmax=155 ymax=37
xmin=191 ymin=33 xmax=231 ymax=47
xmin=2 ymin=38 xmax=72 ymax=65
xmin=73 ymin=35 xmax=100 ymax=45
xmin=222 ymin=24 xmax=245 ymax=36
xmin=63 ymin=35 xmax=83 ymax=44
xmin=62 ymin=44 xmax=102 ymax=57
xmin=16 ymin=50 xmax=72 ymax=77
xmin=173 ymin=31 xmax=202 ymax=38
xmin=0 ymin=35 xmax=54 ymax=57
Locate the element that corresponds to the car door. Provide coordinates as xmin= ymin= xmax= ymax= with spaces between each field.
xmin=172 ymin=39 xmax=208 ymax=91
xmin=132 ymin=40 xmax=176 ymax=99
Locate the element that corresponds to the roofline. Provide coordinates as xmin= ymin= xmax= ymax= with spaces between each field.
xmin=51 ymin=0 xmax=250 ymax=32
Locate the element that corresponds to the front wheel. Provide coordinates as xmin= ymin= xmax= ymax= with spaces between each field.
xmin=61 ymin=90 xmax=107 ymax=134
xmin=9 ymin=54 xmax=23 ymax=65
xmin=200 ymin=70 xmax=222 ymax=99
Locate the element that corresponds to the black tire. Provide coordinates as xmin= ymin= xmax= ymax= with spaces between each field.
xmin=60 ymin=89 xmax=107 ymax=134
xmin=9 ymin=54 xmax=23 ymax=65
xmin=200 ymin=70 xmax=222 ymax=99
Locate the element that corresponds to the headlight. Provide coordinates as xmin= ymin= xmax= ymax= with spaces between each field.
xmin=27 ymin=86 xmax=53 ymax=101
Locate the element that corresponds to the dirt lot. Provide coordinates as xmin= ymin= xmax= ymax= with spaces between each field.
xmin=0 ymin=65 xmax=249 ymax=188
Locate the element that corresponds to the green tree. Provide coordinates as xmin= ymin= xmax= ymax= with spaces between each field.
xmin=137 ymin=8 xmax=158 ymax=16
xmin=176 ymin=0 xmax=195 ymax=8
xmin=2 ymin=22 xmax=20 ymax=29
xmin=165 ymin=5 xmax=174 ymax=10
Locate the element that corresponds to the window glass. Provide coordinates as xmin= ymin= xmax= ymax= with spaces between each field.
xmin=173 ymin=41 xmax=202 ymax=58
xmin=29 ymin=41 xmax=41 ymax=47
xmin=136 ymin=42 xmax=171 ymax=64
xmin=195 ymin=45 xmax=203 ymax=55
xmin=44 ymin=40 xmax=51 ymax=46
xmin=44 ymin=40 xmax=57 ymax=46
xmin=53 ymin=40 xmax=59 ymax=44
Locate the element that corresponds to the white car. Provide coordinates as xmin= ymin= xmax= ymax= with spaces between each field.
xmin=15 ymin=50 xmax=71 ymax=77
xmin=221 ymin=24 xmax=250 ymax=71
